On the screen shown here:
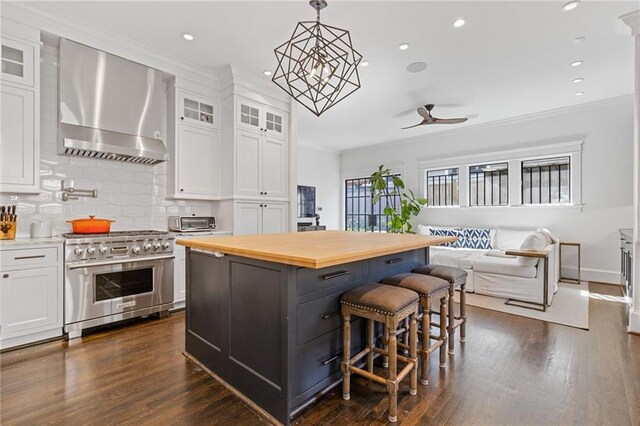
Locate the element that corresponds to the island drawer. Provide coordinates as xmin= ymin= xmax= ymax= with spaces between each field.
xmin=292 ymin=318 xmax=363 ymax=401
xmin=296 ymin=261 xmax=363 ymax=296
xmin=368 ymin=249 xmax=424 ymax=279
xmin=297 ymin=285 xmax=352 ymax=345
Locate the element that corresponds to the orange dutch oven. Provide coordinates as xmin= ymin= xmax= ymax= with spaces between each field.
xmin=67 ymin=215 xmax=115 ymax=234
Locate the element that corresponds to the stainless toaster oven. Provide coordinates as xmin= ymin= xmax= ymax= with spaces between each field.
xmin=169 ymin=216 xmax=216 ymax=232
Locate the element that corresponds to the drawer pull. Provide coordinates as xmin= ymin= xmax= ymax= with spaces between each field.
xmin=321 ymin=311 xmax=340 ymax=320
xmin=385 ymin=257 xmax=404 ymax=264
xmin=321 ymin=353 xmax=341 ymax=365
xmin=14 ymin=255 xmax=46 ymax=260
xmin=321 ymin=270 xmax=349 ymax=280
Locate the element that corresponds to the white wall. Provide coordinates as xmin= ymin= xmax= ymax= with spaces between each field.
xmin=0 ymin=44 xmax=214 ymax=237
xmin=297 ymin=144 xmax=341 ymax=230
xmin=340 ymin=96 xmax=634 ymax=284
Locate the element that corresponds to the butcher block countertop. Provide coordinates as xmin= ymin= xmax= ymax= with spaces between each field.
xmin=176 ymin=230 xmax=457 ymax=269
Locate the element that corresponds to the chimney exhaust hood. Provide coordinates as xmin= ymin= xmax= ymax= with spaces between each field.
xmin=58 ymin=39 xmax=167 ymax=165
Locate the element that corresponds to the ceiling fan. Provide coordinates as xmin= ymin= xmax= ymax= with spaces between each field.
xmin=402 ymin=104 xmax=468 ymax=129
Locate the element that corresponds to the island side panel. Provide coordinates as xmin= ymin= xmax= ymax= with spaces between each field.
xmin=185 ymin=249 xmax=291 ymax=424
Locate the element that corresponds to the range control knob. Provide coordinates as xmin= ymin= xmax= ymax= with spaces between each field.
xmin=74 ymin=247 xmax=84 ymax=256
xmin=86 ymin=246 xmax=96 ymax=255
xmin=98 ymin=246 xmax=108 ymax=254
xmin=143 ymin=243 xmax=152 ymax=251
xmin=161 ymin=241 xmax=170 ymax=249
xmin=153 ymin=242 xmax=161 ymax=250
xmin=131 ymin=246 xmax=141 ymax=254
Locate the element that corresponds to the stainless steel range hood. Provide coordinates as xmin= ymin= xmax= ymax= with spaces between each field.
xmin=58 ymin=39 xmax=167 ymax=165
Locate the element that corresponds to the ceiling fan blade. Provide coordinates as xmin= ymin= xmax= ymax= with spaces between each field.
xmin=432 ymin=117 xmax=468 ymax=124
xmin=401 ymin=120 xmax=428 ymax=129
xmin=417 ymin=107 xmax=430 ymax=119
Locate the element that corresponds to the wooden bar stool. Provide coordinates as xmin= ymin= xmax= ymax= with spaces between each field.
xmin=382 ymin=273 xmax=449 ymax=385
xmin=413 ymin=265 xmax=467 ymax=355
xmin=340 ymin=283 xmax=419 ymax=423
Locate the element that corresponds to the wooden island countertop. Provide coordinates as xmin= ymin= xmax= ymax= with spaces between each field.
xmin=176 ymin=230 xmax=456 ymax=269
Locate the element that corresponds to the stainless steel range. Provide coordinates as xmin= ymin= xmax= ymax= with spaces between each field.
xmin=63 ymin=230 xmax=174 ymax=338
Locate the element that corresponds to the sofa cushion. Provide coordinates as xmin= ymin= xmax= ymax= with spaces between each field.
xmin=494 ymin=228 xmax=536 ymax=250
xmin=472 ymin=256 xmax=538 ymax=278
xmin=430 ymin=247 xmax=484 ymax=269
xmin=518 ymin=232 xmax=548 ymax=266
xmin=463 ymin=228 xmax=492 ymax=249
xmin=430 ymin=227 xmax=464 ymax=248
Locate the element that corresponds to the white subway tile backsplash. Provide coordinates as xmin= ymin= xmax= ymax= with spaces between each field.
xmin=3 ymin=44 xmax=214 ymax=237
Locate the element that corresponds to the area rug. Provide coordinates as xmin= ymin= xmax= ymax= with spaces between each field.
xmin=454 ymin=281 xmax=590 ymax=330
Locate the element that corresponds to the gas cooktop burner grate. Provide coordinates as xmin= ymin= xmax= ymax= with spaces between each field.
xmin=62 ymin=230 xmax=170 ymax=239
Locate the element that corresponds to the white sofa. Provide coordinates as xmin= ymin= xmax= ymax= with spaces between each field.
xmin=419 ymin=225 xmax=560 ymax=306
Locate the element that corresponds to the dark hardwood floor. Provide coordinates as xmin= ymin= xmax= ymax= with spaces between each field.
xmin=2 ymin=283 xmax=639 ymax=425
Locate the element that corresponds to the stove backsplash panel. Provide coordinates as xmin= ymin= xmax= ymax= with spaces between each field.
xmin=0 ymin=45 xmax=213 ymax=237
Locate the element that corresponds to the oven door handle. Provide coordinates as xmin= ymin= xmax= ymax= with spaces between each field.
xmin=67 ymin=255 xmax=175 ymax=270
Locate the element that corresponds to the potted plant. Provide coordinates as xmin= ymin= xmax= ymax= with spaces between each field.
xmin=370 ymin=165 xmax=428 ymax=234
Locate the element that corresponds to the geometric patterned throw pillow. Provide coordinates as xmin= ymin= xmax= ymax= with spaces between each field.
xmin=463 ymin=228 xmax=492 ymax=249
xmin=430 ymin=227 xmax=465 ymax=248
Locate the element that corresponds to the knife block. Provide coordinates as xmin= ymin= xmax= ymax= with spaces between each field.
xmin=0 ymin=221 xmax=16 ymax=240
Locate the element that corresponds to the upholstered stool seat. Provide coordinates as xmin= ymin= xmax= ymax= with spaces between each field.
xmin=382 ymin=273 xmax=449 ymax=385
xmin=340 ymin=283 xmax=419 ymax=423
xmin=413 ymin=265 xmax=468 ymax=354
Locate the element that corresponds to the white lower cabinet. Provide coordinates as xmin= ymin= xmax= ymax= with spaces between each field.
xmin=0 ymin=244 xmax=63 ymax=349
xmin=234 ymin=202 xmax=288 ymax=236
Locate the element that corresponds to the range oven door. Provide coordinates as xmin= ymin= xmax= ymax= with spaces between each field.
xmin=65 ymin=255 xmax=174 ymax=326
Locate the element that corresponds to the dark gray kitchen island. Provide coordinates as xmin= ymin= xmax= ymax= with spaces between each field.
xmin=177 ymin=231 xmax=455 ymax=425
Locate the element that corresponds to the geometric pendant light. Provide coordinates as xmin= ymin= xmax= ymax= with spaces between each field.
xmin=272 ymin=0 xmax=363 ymax=117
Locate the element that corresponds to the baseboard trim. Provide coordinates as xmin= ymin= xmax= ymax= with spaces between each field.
xmin=561 ymin=266 xmax=619 ymax=285
xmin=628 ymin=308 xmax=640 ymax=334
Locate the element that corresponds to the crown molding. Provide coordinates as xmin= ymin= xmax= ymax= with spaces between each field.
xmin=2 ymin=2 xmax=219 ymax=89
xmin=341 ymin=94 xmax=633 ymax=155
xmin=621 ymin=10 xmax=640 ymax=36
xmin=298 ymin=140 xmax=340 ymax=155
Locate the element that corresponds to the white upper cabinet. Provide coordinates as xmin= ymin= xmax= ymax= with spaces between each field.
xmin=178 ymin=91 xmax=217 ymax=129
xmin=177 ymin=125 xmax=220 ymax=196
xmin=0 ymin=31 xmax=40 ymax=194
xmin=1 ymin=37 xmax=35 ymax=88
xmin=237 ymin=98 xmax=288 ymax=140
xmin=235 ymin=129 xmax=288 ymax=199
xmin=1 ymin=85 xmax=35 ymax=187
xmin=236 ymin=130 xmax=262 ymax=196
xmin=167 ymin=83 xmax=221 ymax=200
xmin=261 ymin=135 xmax=287 ymax=198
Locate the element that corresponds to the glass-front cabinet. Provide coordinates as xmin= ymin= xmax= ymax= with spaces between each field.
xmin=236 ymin=98 xmax=288 ymax=139
xmin=178 ymin=91 xmax=217 ymax=129
xmin=1 ymin=37 xmax=35 ymax=87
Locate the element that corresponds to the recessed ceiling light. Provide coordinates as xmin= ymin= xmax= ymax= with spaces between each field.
xmin=406 ymin=62 xmax=427 ymax=73
xmin=398 ymin=43 xmax=410 ymax=51
xmin=575 ymin=91 xmax=584 ymax=96
xmin=574 ymin=36 xmax=586 ymax=44
xmin=572 ymin=78 xmax=584 ymax=83
xmin=263 ymin=70 xmax=272 ymax=76
xmin=360 ymin=60 xmax=370 ymax=67
xmin=571 ymin=60 xmax=583 ymax=67
xmin=181 ymin=32 xmax=194 ymax=41
xmin=562 ymin=1 xmax=580 ymax=11
xmin=452 ymin=18 xmax=466 ymax=28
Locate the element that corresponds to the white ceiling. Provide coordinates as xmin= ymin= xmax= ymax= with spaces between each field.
xmin=30 ymin=1 xmax=637 ymax=151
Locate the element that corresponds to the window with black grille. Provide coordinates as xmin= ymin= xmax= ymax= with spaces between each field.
xmin=426 ymin=168 xmax=459 ymax=206
xmin=521 ymin=156 xmax=570 ymax=204
xmin=469 ymin=162 xmax=509 ymax=206
xmin=345 ymin=175 xmax=400 ymax=232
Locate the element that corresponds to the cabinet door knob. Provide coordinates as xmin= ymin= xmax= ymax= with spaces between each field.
xmin=264 ymin=192 xmax=268 ymax=195
xmin=180 ymin=189 xmax=184 ymax=192
xmin=180 ymin=117 xmax=184 ymax=120
xmin=264 ymin=204 xmax=268 ymax=208
xmin=2 ymin=274 xmax=8 ymax=278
